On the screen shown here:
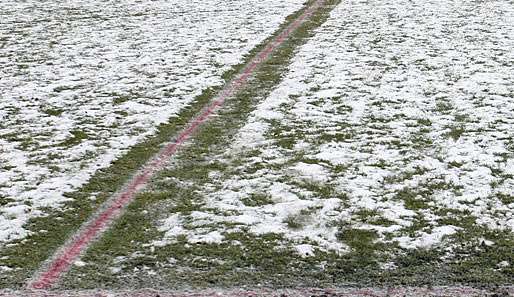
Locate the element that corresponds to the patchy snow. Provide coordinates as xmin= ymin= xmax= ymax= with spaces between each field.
xmin=73 ymin=260 xmax=86 ymax=267
xmin=155 ymin=0 xmax=514 ymax=254
xmin=0 ymin=265 xmax=13 ymax=273
xmin=396 ymin=226 xmax=460 ymax=249
xmin=189 ymin=231 xmax=224 ymax=245
xmin=498 ymin=260 xmax=510 ymax=268
xmin=295 ymin=244 xmax=315 ymax=258
xmin=291 ymin=162 xmax=330 ymax=183
xmin=0 ymin=0 xmax=306 ymax=244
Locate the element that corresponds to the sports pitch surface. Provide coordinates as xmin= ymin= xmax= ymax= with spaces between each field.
xmin=1 ymin=0 xmax=513 ymax=295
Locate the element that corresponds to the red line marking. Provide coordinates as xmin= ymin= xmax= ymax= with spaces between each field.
xmin=28 ymin=0 xmax=324 ymax=290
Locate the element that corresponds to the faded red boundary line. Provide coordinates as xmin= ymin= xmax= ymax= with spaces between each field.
xmin=27 ymin=0 xmax=324 ymax=291
xmin=4 ymin=286 xmax=514 ymax=297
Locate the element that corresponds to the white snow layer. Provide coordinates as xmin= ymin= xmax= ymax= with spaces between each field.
xmin=0 ymin=0 xmax=306 ymax=244
xmin=155 ymin=0 xmax=514 ymax=254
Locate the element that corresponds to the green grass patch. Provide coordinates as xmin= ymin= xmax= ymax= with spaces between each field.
xmin=59 ymin=130 xmax=89 ymax=147
xmin=241 ymin=193 xmax=273 ymax=207
xmin=447 ymin=125 xmax=465 ymax=141
xmin=42 ymin=108 xmax=64 ymax=117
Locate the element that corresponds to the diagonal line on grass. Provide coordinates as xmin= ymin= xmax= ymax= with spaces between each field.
xmin=27 ymin=0 xmax=325 ymax=290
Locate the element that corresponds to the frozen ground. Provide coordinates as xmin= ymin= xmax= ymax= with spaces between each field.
xmin=154 ymin=0 xmax=514 ymax=265
xmin=0 ymin=0 xmax=306 ymax=244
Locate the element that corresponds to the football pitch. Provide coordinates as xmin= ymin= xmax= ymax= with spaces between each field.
xmin=0 ymin=0 xmax=513 ymax=296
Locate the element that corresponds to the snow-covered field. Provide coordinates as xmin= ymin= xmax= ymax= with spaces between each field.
xmin=1 ymin=0 xmax=513 ymax=290
xmin=155 ymin=0 xmax=514 ymax=256
xmin=0 ymin=0 xmax=305 ymax=244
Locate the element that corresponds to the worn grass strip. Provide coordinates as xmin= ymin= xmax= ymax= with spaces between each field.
xmin=27 ymin=0 xmax=324 ymax=291
xmin=0 ymin=0 xmax=327 ymax=289
xmin=58 ymin=0 xmax=343 ymax=290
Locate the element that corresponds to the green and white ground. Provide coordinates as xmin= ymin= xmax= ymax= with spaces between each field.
xmin=1 ymin=0 xmax=513 ymax=295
